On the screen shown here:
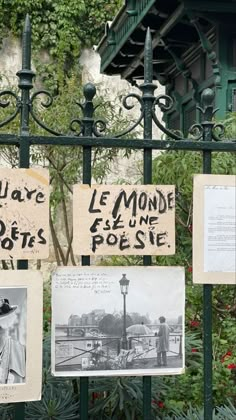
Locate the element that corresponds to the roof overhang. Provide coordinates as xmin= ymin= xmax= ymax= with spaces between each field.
xmin=97 ymin=0 xmax=236 ymax=83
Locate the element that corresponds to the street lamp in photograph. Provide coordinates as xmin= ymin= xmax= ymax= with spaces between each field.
xmin=119 ymin=273 xmax=130 ymax=350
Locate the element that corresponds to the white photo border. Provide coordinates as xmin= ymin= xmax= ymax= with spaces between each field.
xmin=0 ymin=270 xmax=43 ymax=403
xmin=51 ymin=266 xmax=185 ymax=378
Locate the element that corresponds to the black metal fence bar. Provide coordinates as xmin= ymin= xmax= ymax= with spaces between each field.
xmin=0 ymin=135 xmax=235 ymax=151
xmin=201 ymin=91 xmax=215 ymax=420
xmin=14 ymin=15 xmax=33 ymax=420
xmin=79 ymin=84 xmax=96 ymax=420
xmin=0 ymin=15 xmax=235 ymax=420
xmin=141 ymin=28 xmax=157 ymax=420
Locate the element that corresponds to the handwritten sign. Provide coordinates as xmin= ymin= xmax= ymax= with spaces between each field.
xmin=54 ymin=270 xmax=113 ymax=294
xmin=73 ymin=184 xmax=175 ymax=255
xmin=0 ymin=168 xmax=49 ymax=259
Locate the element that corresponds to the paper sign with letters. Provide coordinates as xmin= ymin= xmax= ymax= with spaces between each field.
xmin=73 ymin=184 xmax=175 ymax=255
xmin=193 ymin=174 xmax=236 ymax=284
xmin=0 ymin=168 xmax=49 ymax=259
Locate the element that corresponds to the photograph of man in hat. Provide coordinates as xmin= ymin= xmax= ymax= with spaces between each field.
xmin=0 ymin=293 xmax=26 ymax=384
xmin=156 ymin=316 xmax=170 ymax=367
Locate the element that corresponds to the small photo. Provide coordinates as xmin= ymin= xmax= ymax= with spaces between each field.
xmin=0 ymin=270 xmax=43 ymax=404
xmin=52 ymin=266 xmax=185 ymax=377
xmin=0 ymin=287 xmax=27 ymax=385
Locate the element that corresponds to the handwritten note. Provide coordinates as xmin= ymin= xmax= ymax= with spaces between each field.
xmin=0 ymin=168 xmax=49 ymax=259
xmin=54 ymin=270 xmax=113 ymax=294
xmin=73 ymin=184 xmax=175 ymax=255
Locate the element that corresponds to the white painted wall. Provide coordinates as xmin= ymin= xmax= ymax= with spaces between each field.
xmin=80 ymin=48 xmax=164 ymax=182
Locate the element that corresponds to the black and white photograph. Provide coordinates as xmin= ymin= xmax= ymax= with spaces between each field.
xmin=52 ymin=266 xmax=185 ymax=377
xmin=0 ymin=270 xmax=43 ymax=404
xmin=0 ymin=288 xmax=26 ymax=385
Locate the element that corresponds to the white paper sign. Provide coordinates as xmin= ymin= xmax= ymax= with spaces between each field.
xmin=204 ymin=186 xmax=235 ymax=273
xmin=193 ymin=174 xmax=236 ymax=284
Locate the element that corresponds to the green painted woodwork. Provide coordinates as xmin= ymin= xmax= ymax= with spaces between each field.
xmin=120 ymin=3 xmax=185 ymax=81
xmin=184 ymin=0 xmax=236 ymax=13
xmin=98 ymin=0 xmax=236 ymax=131
xmin=126 ymin=0 xmax=138 ymax=16
xmin=99 ymin=0 xmax=156 ymax=73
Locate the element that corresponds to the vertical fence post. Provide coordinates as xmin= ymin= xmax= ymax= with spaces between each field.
xmin=14 ymin=14 xmax=34 ymax=420
xmin=80 ymin=82 xmax=96 ymax=420
xmin=200 ymin=88 xmax=214 ymax=420
xmin=139 ymin=28 xmax=157 ymax=420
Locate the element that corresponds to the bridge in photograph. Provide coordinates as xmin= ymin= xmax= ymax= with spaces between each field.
xmin=55 ymin=325 xmax=100 ymax=336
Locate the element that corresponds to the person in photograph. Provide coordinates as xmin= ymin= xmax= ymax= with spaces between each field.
xmin=0 ymin=296 xmax=26 ymax=384
xmin=155 ymin=316 xmax=170 ymax=367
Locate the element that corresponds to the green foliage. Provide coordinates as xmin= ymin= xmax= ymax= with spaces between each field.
xmin=150 ymin=149 xmax=236 ymax=412
xmin=0 ymin=0 xmax=122 ymax=89
xmin=89 ymin=377 xmax=143 ymax=419
xmin=26 ymin=386 xmax=79 ymax=419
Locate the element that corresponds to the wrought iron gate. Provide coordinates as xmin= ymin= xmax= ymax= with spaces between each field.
xmin=0 ymin=15 xmax=235 ymax=420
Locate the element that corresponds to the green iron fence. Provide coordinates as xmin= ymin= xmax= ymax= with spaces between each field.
xmin=0 ymin=15 xmax=235 ymax=420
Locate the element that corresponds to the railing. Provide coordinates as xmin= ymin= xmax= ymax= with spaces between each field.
xmin=54 ymin=333 xmax=183 ymax=371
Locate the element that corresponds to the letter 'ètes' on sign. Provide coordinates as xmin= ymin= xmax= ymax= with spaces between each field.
xmin=73 ymin=184 xmax=175 ymax=256
xmin=0 ymin=168 xmax=49 ymax=259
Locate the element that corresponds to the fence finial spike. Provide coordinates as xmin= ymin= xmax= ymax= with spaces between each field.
xmin=22 ymin=14 xmax=31 ymax=69
xmin=144 ymin=27 xmax=153 ymax=84
xmin=24 ymin=14 xmax=31 ymax=33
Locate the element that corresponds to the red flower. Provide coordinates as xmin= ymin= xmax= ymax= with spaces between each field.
xmin=221 ymin=351 xmax=232 ymax=363
xmin=191 ymin=348 xmax=198 ymax=353
xmin=187 ymin=267 xmax=193 ymax=273
xmin=227 ymin=363 xmax=236 ymax=369
xmin=225 ymin=305 xmax=231 ymax=310
xmin=190 ymin=320 xmax=200 ymax=328
xmin=157 ymin=401 xmax=164 ymax=408
xmin=227 ymin=363 xmax=236 ymax=370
